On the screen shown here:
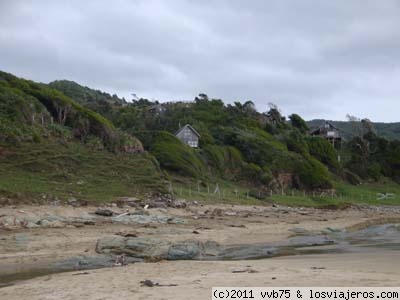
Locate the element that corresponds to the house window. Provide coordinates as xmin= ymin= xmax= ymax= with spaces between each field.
xmin=188 ymin=140 xmax=198 ymax=147
xmin=327 ymin=131 xmax=335 ymax=137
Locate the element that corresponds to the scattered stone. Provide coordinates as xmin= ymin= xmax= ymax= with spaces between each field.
xmin=192 ymin=230 xmax=200 ymax=234
xmin=25 ymin=222 xmax=40 ymax=229
xmin=224 ymin=211 xmax=237 ymax=216
xmin=115 ymin=231 xmax=139 ymax=237
xmin=37 ymin=219 xmax=65 ymax=228
xmin=311 ymin=267 xmax=326 ymax=270
xmin=95 ymin=209 xmax=114 ymax=217
xmin=171 ymin=200 xmax=187 ymax=209
xmin=83 ymin=220 xmax=96 ymax=225
xmin=272 ymin=277 xmax=277 ymax=280
xmin=211 ymin=208 xmax=223 ymax=216
xmin=232 ymin=267 xmax=258 ymax=273
xmin=196 ymin=226 xmax=211 ymax=230
xmin=114 ymin=254 xmax=126 ymax=266
xmin=323 ymin=227 xmax=342 ymax=233
xmin=229 ymin=224 xmax=246 ymax=228
xmin=288 ymin=227 xmax=310 ymax=235
xmin=142 ymin=224 xmax=157 ymax=229
xmin=72 ymin=272 xmax=90 ymax=276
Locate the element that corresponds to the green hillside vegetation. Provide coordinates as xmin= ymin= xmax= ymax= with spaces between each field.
xmin=80 ymin=95 xmax=335 ymax=189
xmin=49 ymin=80 xmax=126 ymax=118
xmin=1 ymin=71 xmax=400 ymax=206
xmin=56 ymin=86 xmax=400 ymax=191
xmin=49 ymin=80 xmax=126 ymax=104
xmin=0 ymin=71 xmax=141 ymax=152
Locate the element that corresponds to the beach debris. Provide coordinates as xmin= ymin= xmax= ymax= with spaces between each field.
xmin=192 ymin=230 xmax=200 ymax=234
xmin=311 ymin=267 xmax=326 ymax=270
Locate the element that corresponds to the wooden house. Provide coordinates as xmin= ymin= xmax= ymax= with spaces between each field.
xmin=310 ymin=121 xmax=342 ymax=148
xmin=175 ymin=124 xmax=200 ymax=148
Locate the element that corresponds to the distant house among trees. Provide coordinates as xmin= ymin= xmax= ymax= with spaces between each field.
xmin=311 ymin=121 xmax=342 ymax=148
xmin=148 ymin=104 xmax=167 ymax=115
xmin=175 ymin=124 xmax=200 ymax=148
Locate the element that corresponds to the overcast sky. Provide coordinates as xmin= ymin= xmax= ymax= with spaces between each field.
xmin=1 ymin=1 xmax=400 ymax=122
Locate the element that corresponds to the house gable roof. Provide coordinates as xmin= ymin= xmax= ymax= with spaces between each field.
xmin=175 ymin=124 xmax=201 ymax=137
xmin=310 ymin=121 xmax=340 ymax=134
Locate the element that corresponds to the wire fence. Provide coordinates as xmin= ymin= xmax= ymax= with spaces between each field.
xmin=169 ymin=183 xmax=398 ymax=203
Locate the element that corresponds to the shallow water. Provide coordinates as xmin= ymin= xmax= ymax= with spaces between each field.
xmin=1 ymin=223 xmax=399 ymax=288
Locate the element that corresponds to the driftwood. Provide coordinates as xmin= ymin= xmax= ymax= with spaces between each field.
xmin=140 ymin=280 xmax=178 ymax=287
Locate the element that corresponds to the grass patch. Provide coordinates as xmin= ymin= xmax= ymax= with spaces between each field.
xmin=0 ymin=141 xmax=167 ymax=204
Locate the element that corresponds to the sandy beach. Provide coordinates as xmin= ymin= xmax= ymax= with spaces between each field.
xmin=1 ymin=203 xmax=400 ymax=299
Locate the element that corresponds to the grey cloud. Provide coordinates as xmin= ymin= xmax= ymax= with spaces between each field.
xmin=1 ymin=0 xmax=400 ymax=121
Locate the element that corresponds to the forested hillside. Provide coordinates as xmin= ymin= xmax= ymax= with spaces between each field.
xmin=50 ymin=81 xmax=400 ymax=190
xmin=1 ymin=71 xmax=399 ymax=204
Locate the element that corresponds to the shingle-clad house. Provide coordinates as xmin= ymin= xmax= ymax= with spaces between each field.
xmin=175 ymin=124 xmax=200 ymax=148
xmin=310 ymin=121 xmax=342 ymax=148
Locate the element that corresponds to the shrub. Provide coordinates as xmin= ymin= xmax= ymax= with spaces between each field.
xmin=48 ymin=123 xmax=73 ymax=141
xmin=286 ymin=130 xmax=309 ymax=156
xmin=289 ymin=114 xmax=309 ymax=133
xmin=296 ymin=155 xmax=333 ymax=189
xmin=307 ymin=137 xmax=340 ymax=170
xmin=150 ymin=131 xmax=206 ymax=178
xmin=367 ymin=162 xmax=382 ymax=181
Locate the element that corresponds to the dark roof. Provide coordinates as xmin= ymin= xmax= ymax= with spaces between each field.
xmin=175 ymin=124 xmax=201 ymax=137
xmin=310 ymin=121 xmax=340 ymax=134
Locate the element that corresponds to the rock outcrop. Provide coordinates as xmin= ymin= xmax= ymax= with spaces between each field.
xmin=95 ymin=236 xmax=221 ymax=260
